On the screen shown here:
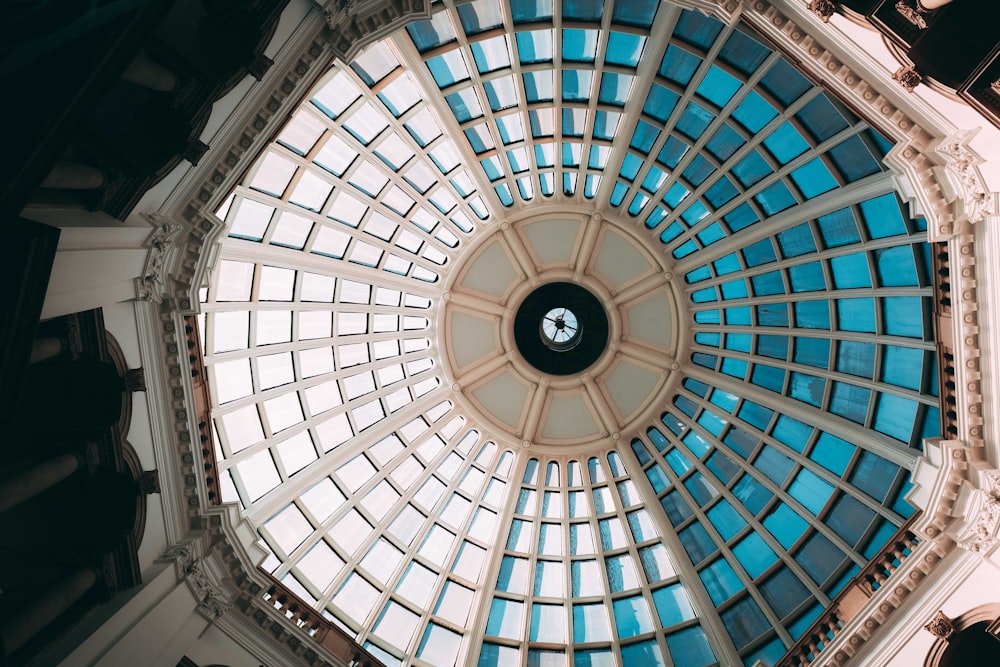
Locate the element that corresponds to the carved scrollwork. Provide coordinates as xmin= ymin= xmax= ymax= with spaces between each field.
xmin=136 ymin=215 xmax=185 ymax=304
xmin=924 ymin=610 xmax=955 ymax=640
xmin=936 ymin=129 xmax=1000 ymax=224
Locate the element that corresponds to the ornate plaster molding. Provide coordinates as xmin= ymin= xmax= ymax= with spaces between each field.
xmin=923 ymin=610 xmax=955 ymax=639
xmin=314 ymin=0 xmax=432 ymax=62
xmin=135 ymin=215 xmax=185 ymax=304
xmin=936 ymin=129 xmax=1000 ymax=225
xmin=955 ymin=469 xmax=1000 ymax=555
xmin=809 ymin=0 xmax=836 ymax=22
xmin=896 ymin=1 xmax=928 ymax=29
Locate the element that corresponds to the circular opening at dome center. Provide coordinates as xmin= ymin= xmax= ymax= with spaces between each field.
xmin=541 ymin=307 xmax=581 ymax=351
xmin=514 ymin=283 xmax=608 ymax=376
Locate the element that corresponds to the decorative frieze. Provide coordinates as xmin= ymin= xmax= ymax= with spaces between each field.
xmin=936 ymin=129 xmax=1000 ymax=224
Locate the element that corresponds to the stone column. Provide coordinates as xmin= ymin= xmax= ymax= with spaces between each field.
xmin=1 ymin=567 xmax=99 ymax=655
xmin=0 ymin=454 xmax=82 ymax=513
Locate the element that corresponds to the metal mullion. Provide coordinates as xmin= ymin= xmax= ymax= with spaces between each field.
xmin=688 ymin=342 xmax=940 ymax=408
xmin=389 ymin=23 xmax=509 ymax=216
xmin=633 ymin=426 xmax=834 ymax=633
xmin=244 ymin=390 xmax=450 ymax=526
xmin=670 ymin=171 xmax=897 ymax=274
xmin=617 ymin=437 xmax=744 ymax=666
xmin=690 ymin=323 xmax=936 ymax=350
xmin=219 ymin=237 xmax=442 ymax=297
xmin=679 ymin=231 xmax=927 ymax=289
xmin=685 ymin=363 xmax=918 ymax=469
xmin=676 ymin=384 xmax=914 ymax=525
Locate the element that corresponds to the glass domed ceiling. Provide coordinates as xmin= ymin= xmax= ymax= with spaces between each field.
xmin=200 ymin=2 xmax=941 ymax=666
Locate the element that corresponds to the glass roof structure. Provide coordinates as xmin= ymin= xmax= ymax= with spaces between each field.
xmin=199 ymin=2 xmax=940 ymax=666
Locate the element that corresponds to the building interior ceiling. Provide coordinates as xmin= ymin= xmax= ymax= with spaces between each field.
xmin=195 ymin=1 xmax=947 ymax=665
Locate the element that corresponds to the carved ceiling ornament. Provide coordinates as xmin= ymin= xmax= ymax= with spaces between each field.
xmin=896 ymin=1 xmax=928 ymax=29
xmin=956 ymin=469 xmax=1000 ymax=555
xmin=809 ymin=0 xmax=836 ymax=22
xmin=924 ymin=610 xmax=955 ymax=640
xmin=893 ymin=65 xmax=923 ymax=92
xmin=136 ymin=214 xmax=185 ymax=304
xmin=936 ymin=129 xmax=1000 ymax=224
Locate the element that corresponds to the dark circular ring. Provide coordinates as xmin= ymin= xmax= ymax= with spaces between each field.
xmin=514 ymin=282 xmax=609 ymax=375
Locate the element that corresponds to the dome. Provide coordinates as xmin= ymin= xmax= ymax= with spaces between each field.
xmin=199 ymin=3 xmax=940 ymax=666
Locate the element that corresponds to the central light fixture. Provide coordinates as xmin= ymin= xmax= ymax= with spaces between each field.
xmin=541 ymin=307 xmax=581 ymax=351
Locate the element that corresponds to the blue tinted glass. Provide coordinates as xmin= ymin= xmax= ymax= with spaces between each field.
xmin=732 ymin=91 xmax=777 ymax=133
xmin=829 ymin=382 xmax=871 ymax=423
xmin=666 ymin=625 xmax=717 ymax=667
xmin=792 ymin=159 xmax=839 ymax=198
xmin=643 ymin=85 xmax=681 ymax=122
xmin=706 ymin=123 xmax=745 ymax=162
xmin=706 ymin=177 xmax=739 ymax=208
xmin=676 ymin=102 xmax=714 ymax=140
xmin=874 ymin=246 xmax=918 ymax=287
xmin=613 ymin=595 xmax=654 ymax=638
xmin=795 ymin=94 xmax=850 ymax=142
xmin=772 ymin=415 xmax=812 ymax=453
xmin=652 ymin=584 xmax=695 ymax=626
xmin=700 ymin=558 xmax=743 ymax=604
xmin=732 ymin=532 xmax=778 ymax=578
xmin=516 ymin=30 xmax=553 ymax=63
xmin=562 ymin=69 xmax=593 ymax=101
xmin=722 ymin=595 xmax=771 ymax=648
xmin=510 ymin=0 xmax=553 ymax=23
xmin=790 ymin=372 xmax=824 ymax=407
xmin=739 ymin=401 xmax=773 ymax=431
xmin=836 ymin=340 xmax=875 ymax=377
xmin=756 ymin=446 xmax=794 ymax=486
xmin=837 ymin=298 xmax=876 ymax=332
xmin=658 ymin=136 xmax=690 ymax=168
xmin=612 ymin=0 xmax=658 ymax=26
xmin=621 ymin=640 xmax=666 ymax=667
xmin=756 ymin=181 xmax=796 ymax=215
xmin=788 ymin=468 xmax=834 ymax=515
xmin=860 ymin=193 xmax=906 ymax=239
xmin=763 ymin=122 xmax=809 ymax=164
xmin=707 ymin=500 xmax=746 ymax=540
xmin=718 ymin=30 xmax=770 ymax=75
xmin=563 ymin=29 xmax=598 ymax=62
xmin=674 ymin=8 xmax=723 ymax=50
xmin=593 ymin=110 xmax=620 ymax=140
xmin=523 ymin=71 xmax=554 ymax=102
xmin=795 ymin=300 xmax=830 ymax=330
xmin=817 ymin=207 xmax=860 ymax=247
xmin=881 ymin=345 xmax=923 ymax=390
xmin=763 ymin=503 xmax=808 ymax=548
xmin=794 ymin=336 xmax=830 ymax=367
xmin=760 ymin=58 xmax=812 ymax=104
xmin=631 ymin=120 xmax=661 ymax=152
xmin=828 ymin=134 xmax=881 ymax=182
xmin=811 ymin=432 xmax=855 ymax=475
xmin=789 ymin=262 xmax=826 ymax=292
xmin=606 ymin=32 xmax=645 ymax=66
xmin=882 ymin=297 xmax=925 ymax=338
xmin=757 ymin=334 xmax=788 ymax=359
xmin=563 ymin=0 xmax=602 ymax=20
xmin=679 ymin=523 xmax=716 ymax=562
xmin=873 ymin=393 xmax=918 ymax=443
xmin=796 ymin=532 xmax=847 ymax=586
xmin=697 ymin=66 xmax=742 ymax=107
xmin=751 ymin=364 xmax=785 ymax=393
xmin=731 ymin=151 xmax=772 ymax=187
xmin=751 ymin=271 xmax=784 ymax=296
xmin=599 ymin=72 xmax=633 ymax=106
xmin=732 ymin=474 xmax=772 ymax=514
xmin=830 ymin=252 xmax=872 ymax=288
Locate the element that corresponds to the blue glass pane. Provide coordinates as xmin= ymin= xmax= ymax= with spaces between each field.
xmin=697 ymin=66 xmax=742 ymax=107
xmin=792 ymin=159 xmax=838 ymax=198
xmin=613 ymin=595 xmax=654 ymax=639
xmin=621 ymin=640 xmax=666 ymax=667
xmin=733 ymin=532 xmax=778 ymax=578
xmin=763 ymin=122 xmax=809 ymax=165
xmin=563 ymin=29 xmax=598 ymax=62
xmin=643 ymin=84 xmax=680 ymax=123
xmin=760 ymin=58 xmax=812 ymax=104
xmin=611 ymin=0 xmax=658 ymax=27
xmin=563 ymin=0 xmax=602 ymax=20
xmin=796 ymin=94 xmax=850 ymax=142
xmin=829 ymin=382 xmax=871 ymax=423
xmin=830 ymin=252 xmax=872 ymax=288
xmin=763 ymin=503 xmax=808 ymax=549
xmin=793 ymin=336 xmax=830 ymax=367
xmin=510 ymin=0 xmax=553 ymax=23
xmin=606 ymin=32 xmax=646 ymax=67
xmin=731 ymin=151 xmax=772 ymax=188
xmin=756 ymin=181 xmax=796 ymax=215
xmin=811 ymin=432 xmax=855 ymax=475
xmin=837 ymin=298 xmax=876 ymax=332
xmin=707 ymin=500 xmax=746 ymax=539
xmin=516 ymin=30 xmax=553 ymax=63
xmin=666 ymin=625 xmax=716 ymax=667
xmin=881 ymin=345 xmax=924 ymax=390
xmin=700 ymin=557 xmax=743 ymax=604
xmin=817 ymin=207 xmax=860 ymax=248
xmin=679 ymin=523 xmax=716 ymax=563
xmin=851 ymin=448 xmax=902 ymax=502
xmin=721 ymin=595 xmax=770 ymax=648
xmin=788 ymin=468 xmax=834 ymax=515
xmin=829 ymin=134 xmax=881 ymax=182
xmin=732 ymin=474 xmax=772 ymax=514
xmin=860 ymin=193 xmax=906 ymax=239
xmin=882 ymin=297 xmax=925 ymax=338
xmin=732 ymin=91 xmax=777 ymax=133
xmin=652 ymin=584 xmax=695 ymax=626
xmin=676 ymin=102 xmax=715 ymax=140
xmin=760 ymin=567 xmax=812 ymax=618
xmin=674 ymin=9 xmax=723 ymax=50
